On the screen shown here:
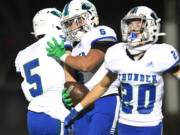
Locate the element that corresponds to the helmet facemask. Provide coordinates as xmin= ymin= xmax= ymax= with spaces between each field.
xmin=61 ymin=12 xmax=92 ymax=41
xmin=61 ymin=0 xmax=99 ymax=42
xmin=121 ymin=16 xmax=159 ymax=47
xmin=121 ymin=6 xmax=166 ymax=55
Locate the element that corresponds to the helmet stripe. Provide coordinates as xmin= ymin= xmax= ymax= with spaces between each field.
xmin=82 ymin=2 xmax=92 ymax=10
xmin=50 ymin=11 xmax=62 ymax=18
xmin=151 ymin=12 xmax=158 ymax=20
xmin=64 ymin=2 xmax=70 ymax=16
xmin=131 ymin=6 xmax=138 ymax=14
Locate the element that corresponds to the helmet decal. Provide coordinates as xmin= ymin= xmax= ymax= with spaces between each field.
xmin=32 ymin=8 xmax=62 ymax=38
xmin=50 ymin=10 xmax=62 ymax=18
xmin=61 ymin=0 xmax=99 ymax=41
xmin=82 ymin=2 xmax=92 ymax=10
xmin=63 ymin=2 xmax=70 ymax=16
xmin=150 ymin=12 xmax=158 ymax=20
xmin=130 ymin=6 xmax=139 ymax=14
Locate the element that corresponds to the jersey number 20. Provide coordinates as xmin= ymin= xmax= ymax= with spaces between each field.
xmin=121 ymin=83 xmax=156 ymax=114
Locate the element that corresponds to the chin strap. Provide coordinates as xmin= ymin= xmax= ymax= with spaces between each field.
xmin=126 ymin=44 xmax=152 ymax=55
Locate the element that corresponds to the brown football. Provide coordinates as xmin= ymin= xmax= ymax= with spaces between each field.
xmin=64 ymin=81 xmax=94 ymax=109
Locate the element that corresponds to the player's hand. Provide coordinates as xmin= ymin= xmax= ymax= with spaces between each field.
xmin=64 ymin=122 xmax=74 ymax=135
xmin=62 ymin=88 xmax=73 ymax=109
xmin=64 ymin=108 xmax=79 ymax=128
xmin=46 ymin=37 xmax=66 ymax=60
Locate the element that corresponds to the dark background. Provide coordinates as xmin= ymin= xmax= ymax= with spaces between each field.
xmin=0 ymin=0 xmax=180 ymax=135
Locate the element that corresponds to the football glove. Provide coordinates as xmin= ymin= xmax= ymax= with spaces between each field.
xmin=46 ymin=37 xmax=67 ymax=61
xmin=64 ymin=108 xmax=79 ymax=128
xmin=62 ymin=88 xmax=73 ymax=109
xmin=64 ymin=123 xmax=74 ymax=135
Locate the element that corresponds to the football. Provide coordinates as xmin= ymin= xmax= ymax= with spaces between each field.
xmin=64 ymin=81 xmax=94 ymax=109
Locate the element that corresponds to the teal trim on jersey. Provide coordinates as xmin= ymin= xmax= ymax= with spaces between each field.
xmin=163 ymin=59 xmax=180 ymax=74
xmin=91 ymin=36 xmax=117 ymax=46
xmin=64 ymin=2 xmax=70 ymax=16
xmin=57 ymin=120 xmax=61 ymax=135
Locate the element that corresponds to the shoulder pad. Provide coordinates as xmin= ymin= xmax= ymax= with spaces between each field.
xmin=151 ymin=43 xmax=179 ymax=72
xmin=83 ymin=25 xmax=117 ymax=44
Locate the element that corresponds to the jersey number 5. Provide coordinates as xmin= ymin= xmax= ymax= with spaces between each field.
xmin=23 ymin=58 xmax=43 ymax=97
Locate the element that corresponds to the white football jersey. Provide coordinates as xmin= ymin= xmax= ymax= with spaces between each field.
xmin=71 ymin=25 xmax=120 ymax=96
xmin=105 ymin=43 xmax=179 ymax=126
xmin=15 ymin=30 xmax=70 ymax=121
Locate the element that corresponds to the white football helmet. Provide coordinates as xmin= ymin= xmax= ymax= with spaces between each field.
xmin=121 ymin=6 xmax=166 ymax=54
xmin=61 ymin=0 xmax=99 ymax=41
xmin=32 ymin=8 xmax=62 ymax=38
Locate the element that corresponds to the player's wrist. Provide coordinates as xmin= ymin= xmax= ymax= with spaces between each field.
xmin=74 ymin=103 xmax=84 ymax=112
xmin=60 ymin=54 xmax=69 ymax=62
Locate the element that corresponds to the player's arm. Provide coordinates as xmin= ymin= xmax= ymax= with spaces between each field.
xmin=64 ymin=71 xmax=117 ymax=127
xmin=65 ymin=41 xmax=115 ymax=71
xmin=160 ymin=44 xmax=180 ymax=79
xmin=65 ymin=48 xmax=104 ymax=71
xmin=63 ymin=64 xmax=77 ymax=82
xmin=62 ymin=50 xmax=77 ymax=109
xmin=79 ymin=71 xmax=117 ymax=108
xmin=46 ymin=38 xmax=115 ymax=71
xmin=168 ymin=64 xmax=180 ymax=79
xmin=62 ymin=62 xmax=77 ymax=109
xmin=63 ymin=50 xmax=77 ymax=82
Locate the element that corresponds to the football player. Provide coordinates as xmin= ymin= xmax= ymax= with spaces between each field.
xmin=46 ymin=0 xmax=120 ymax=135
xmin=63 ymin=6 xmax=180 ymax=135
xmin=15 ymin=8 xmax=71 ymax=135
